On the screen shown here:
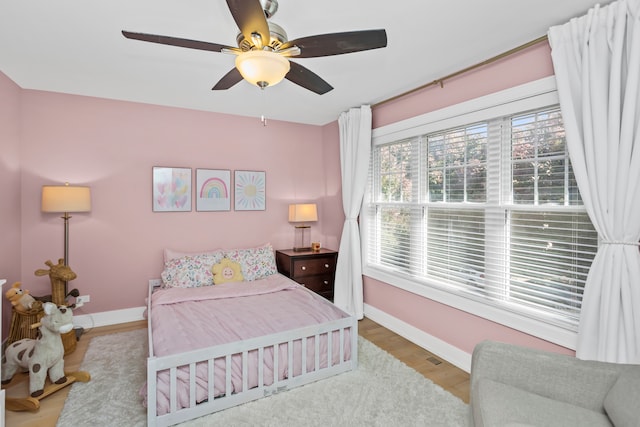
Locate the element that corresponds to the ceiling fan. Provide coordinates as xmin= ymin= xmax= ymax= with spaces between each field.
xmin=122 ymin=0 xmax=387 ymax=95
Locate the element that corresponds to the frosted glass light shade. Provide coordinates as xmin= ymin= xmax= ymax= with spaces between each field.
xmin=42 ymin=184 xmax=91 ymax=213
xmin=236 ymin=50 xmax=290 ymax=88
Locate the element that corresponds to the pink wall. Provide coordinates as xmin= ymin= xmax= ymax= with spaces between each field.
xmin=5 ymin=88 xmax=343 ymax=319
xmin=2 ymin=40 xmax=573 ymax=356
xmin=366 ymin=41 xmax=575 ymax=355
xmin=0 ymin=72 xmax=23 ymax=337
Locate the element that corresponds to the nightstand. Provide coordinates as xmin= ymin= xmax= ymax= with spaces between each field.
xmin=275 ymin=248 xmax=338 ymax=300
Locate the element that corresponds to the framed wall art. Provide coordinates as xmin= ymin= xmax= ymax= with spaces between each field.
xmin=152 ymin=166 xmax=192 ymax=212
xmin=196 ymin=168 xmax=231 ymax=211
xmin=234 ymin=170 xmax=266 ymax=211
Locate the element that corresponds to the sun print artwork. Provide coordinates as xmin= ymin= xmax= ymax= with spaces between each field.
xmin=196 ymin=169 xmax=231 ymax=211
xmin=234 ymin=170 xmax=266 ymax=211
xmin=152 ymin=167 xmax=192 ymax=212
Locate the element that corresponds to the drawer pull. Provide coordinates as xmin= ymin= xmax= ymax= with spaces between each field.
xmin=301 ymin=266 xmax=306 ymax=271
xmin=324 ymin=264 xmax=329 ymax=268
xmin=323 ymin=280 xmax=329 ymax=285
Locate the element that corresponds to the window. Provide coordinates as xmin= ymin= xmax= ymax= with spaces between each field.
xmin=364 ymin=81 xmax=598 ymax=342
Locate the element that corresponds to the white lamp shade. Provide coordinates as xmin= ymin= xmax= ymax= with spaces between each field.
xmin=42 ymin=185 xmax=91 ymax=213
xmin=235 ymin=50 xmax=290 ymax=88
xmin=288 ymin=203 xmax=318 ymax=223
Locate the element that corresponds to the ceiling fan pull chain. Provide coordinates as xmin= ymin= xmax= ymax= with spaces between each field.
xmin=261 ymin=88 xmax=268 ymax=126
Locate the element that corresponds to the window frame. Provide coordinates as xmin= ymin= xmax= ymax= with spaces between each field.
xmin=363 ymin=76 xmax=586 ymax=349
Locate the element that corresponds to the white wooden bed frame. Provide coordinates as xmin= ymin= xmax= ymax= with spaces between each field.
xmin=146 ymin=281 xmax=358 ymax=427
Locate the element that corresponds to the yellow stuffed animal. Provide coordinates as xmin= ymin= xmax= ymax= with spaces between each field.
xmin=5 ymin=282 xmax=39 ymax=313
xmin=212 ymin=259 xmax=244 ymax=285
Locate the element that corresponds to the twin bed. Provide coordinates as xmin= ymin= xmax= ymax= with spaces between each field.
xmin=142 ymin=244 xmax=357 ymax=427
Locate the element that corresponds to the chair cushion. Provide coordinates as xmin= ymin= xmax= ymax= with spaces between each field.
xmin=473 ymin=378 xmax=613 ymax=427
xmin=604 ymin=371 xmax=640 ymax=427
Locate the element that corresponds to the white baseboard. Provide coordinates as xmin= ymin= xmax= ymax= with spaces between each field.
xmin=363 ymin=303 xmax=472 ymax=373
xmin=73 ymin=306 xmax=146 ymax=330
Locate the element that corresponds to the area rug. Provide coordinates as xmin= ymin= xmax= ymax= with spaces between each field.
xmin=57 ymin=328 xmax=469 ymax=426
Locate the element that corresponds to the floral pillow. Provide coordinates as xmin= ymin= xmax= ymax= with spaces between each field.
xmin=224 ymin=243 xmax=277 ymax=282
xmin=161 ymin=252 xmax=224 ymax=288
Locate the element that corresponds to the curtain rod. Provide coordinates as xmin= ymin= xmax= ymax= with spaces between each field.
xmin=372 ymin=34 xmax=549 ymax=108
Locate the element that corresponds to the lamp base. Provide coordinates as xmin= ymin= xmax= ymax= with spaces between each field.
xmin=293 ymin=225 xmax=311 ymax=252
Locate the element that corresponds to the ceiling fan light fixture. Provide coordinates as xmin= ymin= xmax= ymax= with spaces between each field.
xmin=235 ymin=50 xmax=290 ymax=88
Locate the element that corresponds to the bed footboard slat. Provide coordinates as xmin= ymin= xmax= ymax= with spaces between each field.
xmin=207 ymin=359 xmax=215 ymax=403
xmin=188 ymin=363 xmax=196 ymax=408
xmin=225 ymin=354 xmax=232 ymax=397
xmin=273 ymin=344 xmax=279 ymax=386
xmin=315 ymin=333 xmax=321 ymax=371
xmin=241 ymin=350 xmax=248 ymax=392
xmin=258 ymin=347 xmax=264 ymax=388
xmin=169 ymin=367 xmax=177 ymax=414
xmin=327 ymin=331 xmax=333 ymax=368
xmin=301 ymin=338 xmax=307 ymax=375
xmin=287 ymin=339 xmax=294 ymax=378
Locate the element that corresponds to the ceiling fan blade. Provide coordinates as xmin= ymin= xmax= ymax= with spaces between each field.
xmin=280 ymin=29 xmax=387 ymax=58
xmin=286 ymin=61 xmax=333 ymax=95
xmin=122 ymin=30 xmax=237 ymax=53
xmin=226 ymin=0 xmax=269 ymax=48
xmin=212 ymin=68 xmax=244 ymax=90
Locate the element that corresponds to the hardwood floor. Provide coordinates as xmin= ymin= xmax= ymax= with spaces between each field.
xmin=3 ymin=317 xmax=469 ymax=426
xmin=358 ymin=317 xmax=470 ymax=404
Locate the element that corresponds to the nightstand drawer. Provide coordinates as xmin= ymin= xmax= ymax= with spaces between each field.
xmin=297 ymin=274 xmax=334 ymax=296
xmin=291 ymin=256 xmax=336 ymax=278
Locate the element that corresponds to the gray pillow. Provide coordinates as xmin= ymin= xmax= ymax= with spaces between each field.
xmin=603 ymin=371 xmax=640 ymax=427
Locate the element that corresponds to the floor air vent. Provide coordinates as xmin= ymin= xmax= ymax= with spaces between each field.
xmin=427 ymin=356 xmax=442 ymax=365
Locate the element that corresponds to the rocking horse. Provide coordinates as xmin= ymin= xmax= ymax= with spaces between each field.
xmin=1 ymin=302 xmax=90 ymax=412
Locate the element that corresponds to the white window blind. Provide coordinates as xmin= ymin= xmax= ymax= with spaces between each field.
xmin=365 ymin=104 xmax=598 ymax=331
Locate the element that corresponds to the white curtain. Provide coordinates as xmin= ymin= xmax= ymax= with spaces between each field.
xmin=333 ymin=105 xmax=372 ymax=318
xmin=548 ymin=0 xmax=640 ymax=363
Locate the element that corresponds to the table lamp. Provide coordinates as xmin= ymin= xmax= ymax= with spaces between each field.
xmin=288 ymin=203 xmax=318 ymax=252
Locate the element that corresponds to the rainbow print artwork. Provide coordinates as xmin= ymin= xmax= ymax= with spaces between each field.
xmin=196 ymin=169 xmax=231 ymax=211
xmin=199 ymin=177 xmax=228 ymax=199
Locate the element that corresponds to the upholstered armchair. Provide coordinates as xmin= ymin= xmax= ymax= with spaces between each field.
xmin=469 ymin=340 xmax=639 ymax=427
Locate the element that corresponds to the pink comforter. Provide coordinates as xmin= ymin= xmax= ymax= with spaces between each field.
xmin=143 ymin=274 xmax=352 ymax=415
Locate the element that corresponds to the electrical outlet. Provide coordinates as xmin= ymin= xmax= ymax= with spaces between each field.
xmin=149 ymin=278 xmax=162 ymax=288
xmin=76 ymin=295 xmax=90 ymax=307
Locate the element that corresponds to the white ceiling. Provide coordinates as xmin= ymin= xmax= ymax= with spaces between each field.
xmin=0 ymin=0 xmax=609 ymax=126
